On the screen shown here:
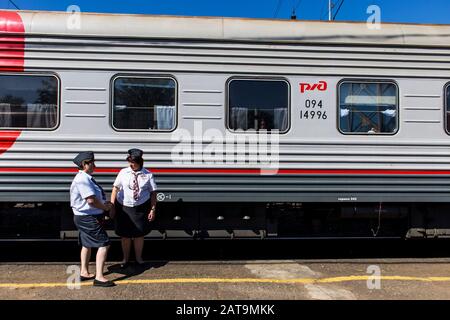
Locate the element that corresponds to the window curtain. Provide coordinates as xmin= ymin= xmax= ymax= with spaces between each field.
xmin=273 ymin=108 xmax=288 ymax=131
xmin=381 ymin=109 xmax=396 ymax=117
xmin=340 ymin=108 xmax=350 ymax=117
xmin=27 ymin=103 xmax=56 ymax=128
xmin=155 ymin=105 xmax=175 ymax=130
xmin=0 ymin=103 xmax=11 ymax=127
xmin=230 ymin=107 xmax=248 ymax=130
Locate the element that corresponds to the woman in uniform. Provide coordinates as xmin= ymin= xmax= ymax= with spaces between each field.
xmin=111 ymin=148 xmax=157 ymax=267
xmin=70 ymin=151 xmax=115 ymax=287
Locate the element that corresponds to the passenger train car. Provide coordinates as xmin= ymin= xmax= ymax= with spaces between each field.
xmin=0 ymin=10 xmax=449 ymax=239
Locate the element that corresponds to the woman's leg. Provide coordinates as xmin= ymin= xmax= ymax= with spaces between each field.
xmin=80 ymin=246 xmax=94 ymax=277
xmin=121 ymin=237 xmax=132 ymax=263
xmin=133 ymin=237 xmax=145 ymax=264
xmin=95 ymin=245 xmax=109 ymax=282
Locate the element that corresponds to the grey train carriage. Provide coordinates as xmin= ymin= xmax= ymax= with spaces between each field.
xmin=0 ymin=9 xmax=449 ymax=240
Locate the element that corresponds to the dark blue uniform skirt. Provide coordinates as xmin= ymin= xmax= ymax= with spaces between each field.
xmin=74 ymin=214 xmax=110 ymax=248
xmin=114 ymin=199 xmax=151 ymax=238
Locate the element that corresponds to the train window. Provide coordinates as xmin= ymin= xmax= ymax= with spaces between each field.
xmin=0 ymin=74 xmax=58 ymax=129
xmin=446 ymin=84 xmax=450 ymax=134
xmin=227 ymin=79 xmax=289 ymax=132
xmin=338 ymin=81 xmax=398 ymax=134
xmin=112 ymin=76 xmax=176 ymax=131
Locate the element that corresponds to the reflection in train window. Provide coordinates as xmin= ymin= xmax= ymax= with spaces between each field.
xmin=112 ymin=77 xmax=176 ymax=131
xmin=227 ymin=79 xmax=289 ymax=132
xmin=0 ymin=74 xmax=59 ymax=129
xmin=446 ymin=84 xmax=450 ymax=134
xmin=339 ymin=81 xmax=398 ymax=135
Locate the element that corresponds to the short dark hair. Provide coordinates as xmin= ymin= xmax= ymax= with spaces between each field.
xmin=127 ymin=155 xmax=144 ymax=168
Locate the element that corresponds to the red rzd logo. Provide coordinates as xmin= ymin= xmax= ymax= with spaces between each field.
xmin=299 ymin=81 xmax=328 ymax=93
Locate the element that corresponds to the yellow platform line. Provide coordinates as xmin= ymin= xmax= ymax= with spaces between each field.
xmin=2 ymin=275 xmax=450 ymax=289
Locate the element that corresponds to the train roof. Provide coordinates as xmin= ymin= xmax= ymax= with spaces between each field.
xmin=6 ymin=10 xmax=450 ymax=47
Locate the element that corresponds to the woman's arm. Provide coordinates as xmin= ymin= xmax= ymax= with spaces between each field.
xmin=110 ymin=186 xmax=119 ymax=204
xmin=86 ymin=196 xmax=112 ymax=211
xmin=108 ymin=186 xmax=120 ymax=219
xmin=148 ymin=191 xmax=157 ymax=221
xmin=111 ymin=171 xmax=122 ymax=205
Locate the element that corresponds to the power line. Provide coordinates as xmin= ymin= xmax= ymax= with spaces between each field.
xmin=328 ymin=0 xmax=333 ymax=21
xmin=273 ymin=0 xmax=283 ymax=18
xmin=291 ymin=0 xmax=303 ymax=18
xmin=8 ymin=0 xmax=20 ymax=10
xmin=333 ymin=0 xmax=345 ymax=20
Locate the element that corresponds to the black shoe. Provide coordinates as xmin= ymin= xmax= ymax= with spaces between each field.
xmin=93 ymin=279 xmax=116 ymax=287
xmin=80 ymin=275 xmax=95 ymax=281
xmin=135 ymin=261 xmax=146 ymax=267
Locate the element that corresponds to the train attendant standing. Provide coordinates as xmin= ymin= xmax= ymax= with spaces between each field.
xmin=111 ymin=148 xmax=157 ymax=267
xmin=70 ymin=151 xmax=115 ymax=287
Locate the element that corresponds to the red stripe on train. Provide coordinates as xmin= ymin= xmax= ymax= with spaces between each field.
xmin=0 ymin=167 xmax=450 ymax=175
xmin=0 ymin=131 xmax=21 ymax=154
xmin=0 ymin=12 xmax=24 ymax=156
xmin=0 ymin=11 xmax=24 ymax=71
xmin=149 ymin=168 xmax=450 ymax=175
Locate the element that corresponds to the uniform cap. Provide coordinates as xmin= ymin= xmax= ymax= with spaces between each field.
xmin=73 ymin=151 xmax=95 ymax=167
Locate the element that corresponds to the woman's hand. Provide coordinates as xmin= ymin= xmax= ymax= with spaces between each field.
xmin=104 ymin=201 xmax=113 ymax=211
xmin=148 ymin=208 xmax=156 ymax=222
xmin=108 ymin=204 xmax=116 ymax=219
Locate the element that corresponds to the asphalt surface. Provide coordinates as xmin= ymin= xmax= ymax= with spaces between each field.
xmin=1 ymin=239 xmax=450 ymax=300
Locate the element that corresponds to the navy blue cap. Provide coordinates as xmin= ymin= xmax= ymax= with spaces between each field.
xmin=73 ymin=151 xmax=94 ymax=167
xmin=127 ymin=148 xmax=143 ymax=158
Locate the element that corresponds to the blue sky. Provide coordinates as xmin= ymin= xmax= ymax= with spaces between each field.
xmin=0 ymin=0 xmax=449 ymax=24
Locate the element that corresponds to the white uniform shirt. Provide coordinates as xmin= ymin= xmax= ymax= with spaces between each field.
xmin=70 ymin=171 xmax=106 ymax=216
xmin=113 ymin=167 xmax=157 ymax=207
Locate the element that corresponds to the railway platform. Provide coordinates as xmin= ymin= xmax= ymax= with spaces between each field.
xmin=1 ymin=259 xmax=450 ymax=300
